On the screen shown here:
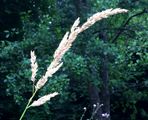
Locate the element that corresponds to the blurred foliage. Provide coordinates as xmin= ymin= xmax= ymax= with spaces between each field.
xmin=0 ymin=0 xmax=148 ymax=120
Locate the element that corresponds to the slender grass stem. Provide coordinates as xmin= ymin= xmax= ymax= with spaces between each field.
xmin=80 ymin=108 xmax=87 ymax=120
xmin=19 ymin=89 xmax=37 ymax=120
xmin=32 ymin=83 xmax=35 ymax=94
xmin=89 ymin=103 xmax=102 ymax=120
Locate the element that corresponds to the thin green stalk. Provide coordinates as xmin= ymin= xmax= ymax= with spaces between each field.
xmin=89 ymin=104 xmax=102 ymax=120
xmin=32 ymin=83 xmax=35 ymax=94
xmin=80 ymin=108 xmax=87 ymax=120
xmin=19 ymin=89 xmax=38 ymax=120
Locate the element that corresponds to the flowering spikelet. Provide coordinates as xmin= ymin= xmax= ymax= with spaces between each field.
xmin=30 ymin=51 xmax=38 ymax=83
xmin=53 ymin=18 xmax=81 ymax=60
xmin=35 ymin=62 xmax=63 ymax=90
xmin=30 ymin=92 xmax=58 ymax=107
xmin=35 ymin=8 xmax=128 ymax=90
xmin=35 ymin=20 xmax=81 ymax=90
xmin=80 ymin=8 xmax=128 ymax=32
xmin=18 ymin=9 xmax=129 ymax=120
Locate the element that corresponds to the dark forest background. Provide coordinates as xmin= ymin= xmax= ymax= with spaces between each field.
xmin=0 ymin=0 xmax=148 ymax=120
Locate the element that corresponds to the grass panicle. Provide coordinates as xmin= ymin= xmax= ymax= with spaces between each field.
xmin=19 ymin=8 xmax=128 ymax=120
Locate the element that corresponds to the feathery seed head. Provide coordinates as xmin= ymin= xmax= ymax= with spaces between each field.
xmin=71 ymin=17 xmax=80 ymax=32
xmin=30 ymin=92 xmax=58 ymax=107
xmin=80 ymin=8 xmax=128 ymax=32
xmin=34 ymin=8 xmax=128 ymax=90
xmin=35 ymin=62 xmax=63 ymax=90
xmin=30 ymin=51 xmax=38 ymax=83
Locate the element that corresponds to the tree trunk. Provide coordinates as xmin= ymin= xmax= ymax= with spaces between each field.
xmin=101 ymin=54 xmax=110 ymax=120
xmin=88 ymin=83 xmax=103 ymax=120
xmin=100 ymin=31 xmax=110 ymax=120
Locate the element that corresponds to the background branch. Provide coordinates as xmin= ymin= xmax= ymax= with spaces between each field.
xmin=111 ymin=9 xmax=147 ymax=43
